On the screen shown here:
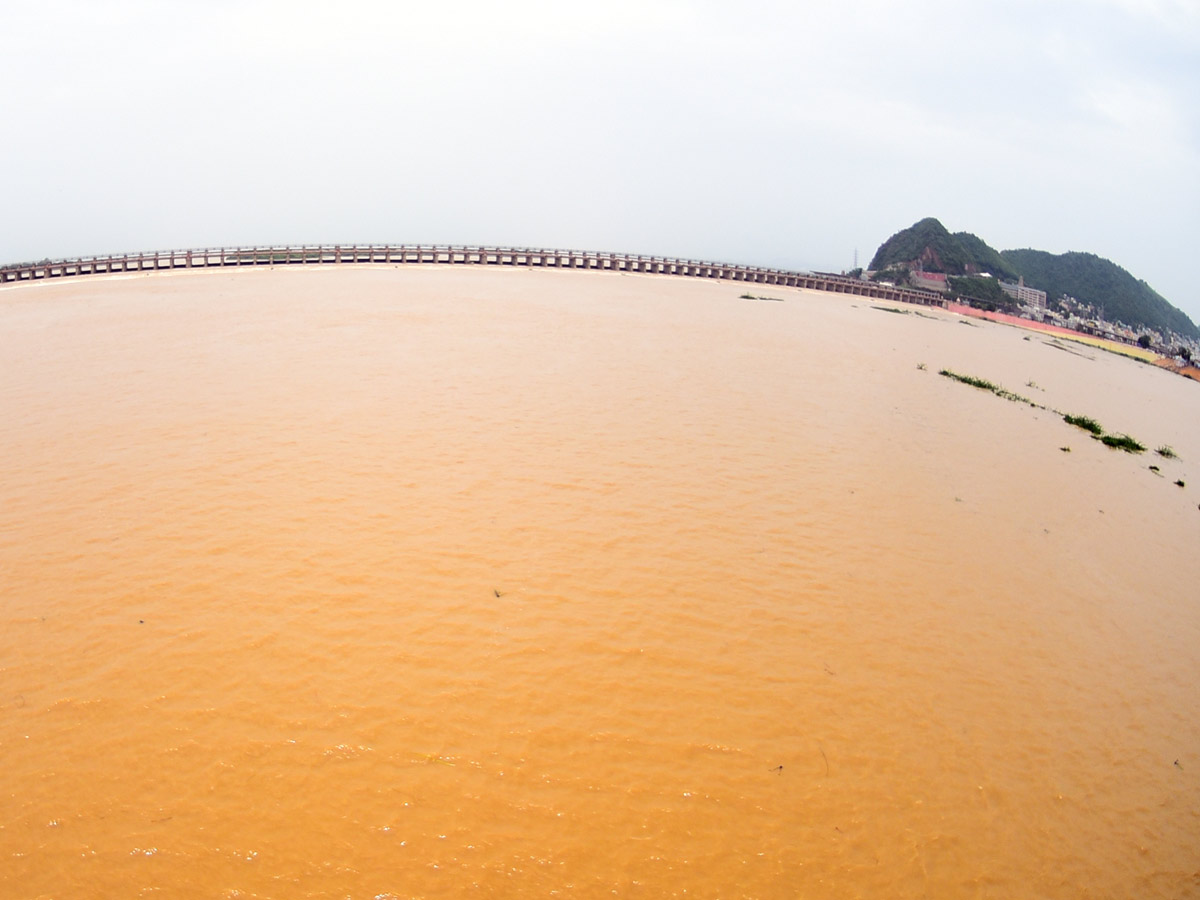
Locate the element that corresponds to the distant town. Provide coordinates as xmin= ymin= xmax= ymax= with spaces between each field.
xmin=863 ymin=217 xmax=1199 ymax=370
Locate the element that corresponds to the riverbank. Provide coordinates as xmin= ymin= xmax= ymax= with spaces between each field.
xmin=946 ymin=301 xmax=1163 ymax=362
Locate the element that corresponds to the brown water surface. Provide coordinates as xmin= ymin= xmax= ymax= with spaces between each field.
xmin=2 ymin=267 xmax=1198 ymax=898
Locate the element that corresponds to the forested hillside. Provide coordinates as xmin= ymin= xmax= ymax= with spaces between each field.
xmin=869 ymin=218 xmax=1197 ymax=338
xmin=1002 ymin=249 xmax=1196 ymax=338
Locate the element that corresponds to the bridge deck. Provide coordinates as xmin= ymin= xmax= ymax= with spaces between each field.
xmin=0 ymin=245 xmax=946 ymax=307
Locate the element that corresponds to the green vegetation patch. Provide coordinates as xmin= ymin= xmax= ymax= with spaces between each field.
xmin=1064 ymin=414 xmax=1153 ymax=455
xmin=1063 ymin=414 xmax=1104 ymax=436
xmin=1099 ymin=433 xmax=1146 ymax=453
xmin=940 ymin=369 xmax=997 ymax=390
xmin=937 ymin=371 xmax=1165 ymax=460
xmin=938 ymin=369 xmax=1031 ymax=404
xmin=1156 ymin=445 xmax=1178 ymax=459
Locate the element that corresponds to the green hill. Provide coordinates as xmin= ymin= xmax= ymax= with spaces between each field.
xmin=1001 ymin=249 xmax=1196 ymax=338
xmin=952 ymin=232 xmax=1020 ymax=281
xmin=869 ymin=218 xmax=1197 ymax=339
xmin=869 ymin=217 xmax=971 ymax=273
xmin=870 ymin=218 xmax=1017 ymax=278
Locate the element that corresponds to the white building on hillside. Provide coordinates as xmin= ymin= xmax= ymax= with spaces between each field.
xmin=999 ymin=277 xmax=1047 ymax=310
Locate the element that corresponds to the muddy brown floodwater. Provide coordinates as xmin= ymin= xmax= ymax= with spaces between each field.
xmin=1 ymin=266 xmax=1198 ymax=898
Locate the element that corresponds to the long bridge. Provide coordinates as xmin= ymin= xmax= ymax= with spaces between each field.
xmin=0 ymin=244 xmax=946 ymax=307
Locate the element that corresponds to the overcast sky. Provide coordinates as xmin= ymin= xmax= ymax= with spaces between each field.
xmin=3 ymin=0 xmax=1197 ymax=322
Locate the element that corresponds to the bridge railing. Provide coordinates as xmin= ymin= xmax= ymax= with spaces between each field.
xmin=0 ymin=244 xmax=946 ymax=307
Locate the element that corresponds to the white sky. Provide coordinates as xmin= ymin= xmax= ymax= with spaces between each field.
xmin=3 ymin=0 xmax=1198 ymax=322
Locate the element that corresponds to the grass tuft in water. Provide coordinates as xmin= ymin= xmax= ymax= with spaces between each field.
xmin=1063 ymin=414 xmax=1104 ymax=436
xmin=1099 ymin=433 xmax=1146 ymax=453
xmin=938 ymin=370 xmax=1031 ymax=403
xmin=1156 ymin=445 xmax=1177 ymax=459
xmin=940 ymin=369 xmax=997 ymax=391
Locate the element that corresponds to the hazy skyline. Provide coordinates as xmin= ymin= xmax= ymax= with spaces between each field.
xmin=4 ymin=0 xmax=1198 ymax=323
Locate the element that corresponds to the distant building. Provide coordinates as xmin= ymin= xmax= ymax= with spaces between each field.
xmin=999 ymin=277 xmax=1047 ymax=310
xmin=909 ymin=270 xmax=948 ymax=292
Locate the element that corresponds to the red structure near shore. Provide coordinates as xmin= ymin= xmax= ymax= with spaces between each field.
xmin=946 ymin=302 xmax=1098 ymax=339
